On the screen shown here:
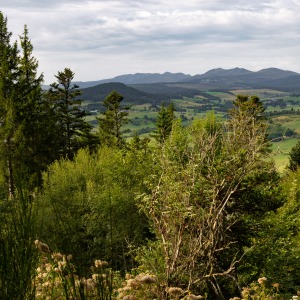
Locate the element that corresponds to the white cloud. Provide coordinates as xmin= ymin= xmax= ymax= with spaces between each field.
xmin=2 ymin=0 xmax=300 ymax=83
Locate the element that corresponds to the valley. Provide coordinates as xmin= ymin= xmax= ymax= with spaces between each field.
xmin=79 ymin=75 xmax=300 ymax=171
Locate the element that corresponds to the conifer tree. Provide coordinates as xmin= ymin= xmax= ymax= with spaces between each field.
xmin=17 ymin=25 xmax=54 ymax=187
xmin=47 ymin=68 xmax=97 ymax=159
xmin=0 ymin=12 xmax=20 ymax=198
xmin=229 ymin=94 xmax=265 ymax=120
xmin=228 ymin=94 xmax=270 ymax=154
xmin=288 ymin=140 xmax=300 ymax=171
xmin=152 ymin=102 xmax=175 ymax=143
xmin=0 ymin=17 xmax=58 ymax=192
xmin=97 ymin=91 xmax=129 ymax=148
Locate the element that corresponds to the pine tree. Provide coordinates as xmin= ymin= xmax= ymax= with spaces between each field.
xmin=17 ymin=25 xmax=52 ymax=187
xmin=47 ymin=68 xmax=97 ymax=159
xmin=97 ymin=91 xmax=129 ymax=148
xmin=152 ymin=102 xmax=175 ymax=143
xmin=0 ymin=12 xmax=20 ymax=198
xmin=0 ymin=19 xmax=59 ymax=192
xmin=228 ymin=94 xmax=270 ymax=153
xmin=288 ymin=140 xmax=300 ymax=171
xmin=228 ymin=94 xmax=266 ymax=125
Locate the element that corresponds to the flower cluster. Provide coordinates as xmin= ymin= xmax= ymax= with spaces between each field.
xmin=116 ymin=273 xmax=203 ymax=300
xmin=117 ymin=273 xmax=158 ymax=299
xmin=238 ymin=277 xmax=283 ymax=300
xmin=34 ymin=240 xmax=117 ymax=299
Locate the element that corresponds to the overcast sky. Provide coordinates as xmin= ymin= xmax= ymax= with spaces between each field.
xmin=2 ymin=0 xmax=300 ymax=83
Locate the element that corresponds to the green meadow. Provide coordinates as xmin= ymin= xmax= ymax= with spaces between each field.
xmin=271 ymin=138 xmax=299 ymax=172
xmin=84 ymin=89 xmax=300 ymax=168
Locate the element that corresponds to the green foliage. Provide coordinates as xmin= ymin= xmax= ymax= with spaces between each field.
xmin=152 ymin=102 xmax=175 ymax=143
xmin=240 ymin=277 xmax=282 ymax=300
xmin=140 ymin=101 xmax=278 ymax=298
xmin=288 ymin=139 xmax=300 ymax=171
xmin=238 ymin=169 xmax=300 ymax=297
xmin=37 ymin=147 xmax=153 ymax=275
xmin=229 ymin=94 xmax=265 ymax=120
xmin=15 ymin=25 xmax=56 ymax=188
xmin=0 ymin=191 xmax=38 ymax=300
xmin=268 ymin=122 xmax=285 ymax=141
xmin=0 ymin=13 xmax=59 ymax=192
xmin=46 ymin=68 xmax=98 ymax=159
xmin=129 ymin=132 xmax=150 ymax=153
xmin=34 ymin=245 xmax=118 ymax=300
xmin=0 ymin=12 xmax=22 ymax=197
xmin=97 ymin=91 xmax=130 ymax=148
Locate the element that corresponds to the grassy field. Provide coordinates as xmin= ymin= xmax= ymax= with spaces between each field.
xmin=271 ymin=138 xmax=299 ymax=172
xmin=230 ymin=89 xmax=289 ymax=98
xmin=84 ymin=89 xmax=300 ymax=170
xmin=276 ymin=115 xmax=300 ymax=134
xmin=206 ymin=91 xmax=235 ymax=101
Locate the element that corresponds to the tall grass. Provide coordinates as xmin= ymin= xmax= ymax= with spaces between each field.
xmin=0 ymin=190 xmax=38 ymax=300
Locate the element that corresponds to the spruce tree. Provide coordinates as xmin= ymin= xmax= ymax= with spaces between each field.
xmin=17 ymin=25 xmax=53 ymax=187
xmin=152 ymin=102 xmax=175 ymax=143
xmin=288 ymin=140 xmax=300 ymax=171
xmin=97 ymin=91 xmax=129 ymax=148
xmin=0 ymin=12 xmax=20 ymax=198
xmin=0 ymin=19 xmax=58 ymax=192
xmin=47 ymin=68 xmax=97 ymax=159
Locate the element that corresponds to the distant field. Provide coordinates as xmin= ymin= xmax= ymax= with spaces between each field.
xmin=84 ymin=88 xmax=300 ymax=170
xmin=206 ymin=91 xmax=235 ymax=101
xmin=282 ymin=116 xmax=300 ymax=133
xmin=271 ymin=138 xmax=299 ymax=172
xmin=230 ymin=89 xmax=288 ymax=98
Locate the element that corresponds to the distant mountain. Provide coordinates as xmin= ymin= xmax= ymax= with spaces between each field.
xmin=80 ymin=82 xmax=168 ymax=105
xmin=200 ymin=67 xmax=252 ymax=78
xmin=74 ymin=72 xmax=192 ymax=89
xmin=253 ymin=68 xmax=298 ymax=79
xmin=44 ymin=67 xmax=300 ymax=95
xmin=179 ymin=67 xmax=300 ymax=91
xmin=77 ymin=67 xmax=300 ymax=92
xmin=77 ymin=68 xmax=300 ymax=108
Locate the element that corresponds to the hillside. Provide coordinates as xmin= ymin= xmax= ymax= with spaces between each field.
xmin=80 ymin=82 xmax=167 ymax=105
xmin=74 ymin=72 xmax=192 ymax=89
xmin=179 ymin=67 xmax=300 ymax=91
xmin=74 ymin=68 xmax=300 ymax=97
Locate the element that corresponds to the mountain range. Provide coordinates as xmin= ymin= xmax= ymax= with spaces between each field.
xmin=75 ymin=67 xmax=300 ymax=105
xmin=43 ymin=67 xmax=300 ymax=105
xmin=74 ymin=67 xmax=300 ymax=90
xmin=73 ymin=72 xmax=191 ymax=88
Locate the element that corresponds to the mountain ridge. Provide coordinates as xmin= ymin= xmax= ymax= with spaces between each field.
xmin=74 ymin=67 xmax=300 ymax=90
xmin=43 ymin=67 xmax=300 ymax=96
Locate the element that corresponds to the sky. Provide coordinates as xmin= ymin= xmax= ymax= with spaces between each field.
xmin=2 ymin=0 xmax=300 ymax=84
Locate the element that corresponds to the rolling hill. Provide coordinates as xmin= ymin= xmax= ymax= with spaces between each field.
xmin=73 ymin=68 xmax=300 ymax=99
xmin=74 ymin=72 xmax=192 ymax=89
xmin=80 ymin=82 xmax=167 ymax=105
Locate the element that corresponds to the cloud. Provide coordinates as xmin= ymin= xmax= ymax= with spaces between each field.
xmin=2 ymin=0 xmax=300 ymax=83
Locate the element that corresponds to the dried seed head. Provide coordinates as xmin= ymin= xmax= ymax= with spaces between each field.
xmin=94 ymin=259 xmax=108 ymax=268
xmin=51 ymin=252 xmax=63 ymax=261
xmin=257 ymin=277 xmax=267 ymax=285
xmin=167 ymin=287 xmax=184 ymax=295
xmin=92 ymin=274 xmax=99 ymax=281
xmin=127 ymin=278 xmax=140 ymax=289
xmin=139 ymin=275 xmax=156 ymax=284
xmin=123 ymin=295 xmax=138 ymax=300
xmin=35 ymin=240 xmax=50 ymax=253
xmin=185 ymin=294 xmax=204 ymax=300
xmin=67 ymin=254 xmax=72 ymax=261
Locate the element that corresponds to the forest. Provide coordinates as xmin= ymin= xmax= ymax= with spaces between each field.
xmin=1 ymin=11 xmax=300 ymax=300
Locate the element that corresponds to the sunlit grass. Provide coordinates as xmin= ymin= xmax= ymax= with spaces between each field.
xmin=271 ymin=138 xmax=299 ymax=172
